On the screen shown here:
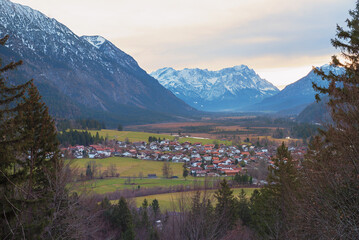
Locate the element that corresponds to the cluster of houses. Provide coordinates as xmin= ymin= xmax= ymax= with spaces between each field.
xmin=60 ymin=139 xmax=307 ymax=177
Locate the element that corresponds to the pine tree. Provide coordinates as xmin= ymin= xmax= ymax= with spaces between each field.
xmin=0 ymin=35 xmax=66 ymax=238
xmin=250 ymin=142 xmax=298 ymax=239
xmin=151 ymin=199 xmax=160 ymax=218
xmin=116 ymin=197 xmax=135 ymax=240
xmin=17 ymin=82 xmax=61 ymax=237
xmin=214 ymin=179 xmax=237 ymax=231
xmin=237 ymin=189 xmax=251 ymax=226
xmin=293 ymin=2 xmax=359 ymax=238
xmin=0 ymin=35 xmax=33 ymax=238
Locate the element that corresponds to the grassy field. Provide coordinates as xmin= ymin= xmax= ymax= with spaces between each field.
xmin=81 ymin=129 xmax=233 ymax=145
xmin=132 ymin=188 xmax=258 ymax=211
xmin=71 ymin=157 xmax=209 ymax=194
xmin=75 ymin=178 xmax=204 ymax=194
xmin=72 ymin=157 xmax=184 ymax=178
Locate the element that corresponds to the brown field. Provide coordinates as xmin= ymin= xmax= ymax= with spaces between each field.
xmin=216 ymin=116 xmax=257 ymax=120
xmin=215 ymin=125 xmax=250 ymax=131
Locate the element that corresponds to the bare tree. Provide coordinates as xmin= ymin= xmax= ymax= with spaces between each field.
xmin=107 ymin=163 xmax=118 ymax=177
xmin=162 ymin=162 xmax=172 ymax=179
xmin=138 ymin=171 xmax=144 ymax=180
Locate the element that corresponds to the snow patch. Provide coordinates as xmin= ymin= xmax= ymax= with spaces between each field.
xmin=82 ymin=35 xmax=106 ymax=49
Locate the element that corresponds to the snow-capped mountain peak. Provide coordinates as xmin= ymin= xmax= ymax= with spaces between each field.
xmin=0 ymin=0 xmax=195 ymax=123
xmin=150 ymin=65 xmax=279 ymax=111
xmin=82 ymin=35 xmax=106 ymax=49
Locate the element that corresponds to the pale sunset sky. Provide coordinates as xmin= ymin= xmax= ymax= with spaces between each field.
xmin=12 ymin=0 xmax=353 ymax=88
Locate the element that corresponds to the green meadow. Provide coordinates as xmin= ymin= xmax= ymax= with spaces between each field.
xmin=75 ymin=178 xmax=202 ymax=195
xmin=80 ymin=129 xmax=232 ymax=145
xmin=72 ymin=157 xmax=184 ymax=178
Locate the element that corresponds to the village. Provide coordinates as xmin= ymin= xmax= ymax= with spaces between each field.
xmin=60 ymin=137 xmax=307 ymax=180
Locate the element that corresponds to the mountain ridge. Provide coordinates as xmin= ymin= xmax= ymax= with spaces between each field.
xmin=247 ymin=64 xmax=345 ymax=114
xmin=151 ymin=65 xmax=279 ymax=111
xmin=0 ymin=0 xmax=197 ymax=126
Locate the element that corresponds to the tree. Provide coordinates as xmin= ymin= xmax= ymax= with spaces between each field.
xmin=162 ymin=161 xmax=172 ymax=178
xmin=250 ymin=142 xmax=298 ymax=239
xmin=117 ymin=124 xmax=123 ymax=131
xmin=0 ymin=35 xmax=32 ymax=238
xmin=0 ymin=35 xmax=70 ymax=239
xmin=237 ymin=189 xmax=251 ymax=226
xmin=141 ymin=199 xmax=150 ymax=228
xmin=182 ymin=167 xmax=189 ymax=180
xmin=105 ymin=197 xmax=135 ymax=240
xmin=107 ymin=163 xmax=118 ymax=177
xmin=86 ymin=164 xmax=93 ymax=179
xmin=214 ymin=179 xmax=237 ymax=232
xmin=151 ymin=199 xmax=160 ymax=218
xmin=291 ymin=2 xmax=359 ymax=238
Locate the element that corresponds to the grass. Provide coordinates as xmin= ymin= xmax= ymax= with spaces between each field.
xmin=71 ymin=157 xmax=207 ymax=194
xmin=132 ymin=188 xmax=258 ymax=211
xmin=84 ymin=130 xmax=174 ymax=143
xmin=72 ymin=157 xmax=184 ymax=178
xmin=78 ymin=129 xmax=233 ymax=145
xmin=75 ymin=178 xmax=201 ymax=194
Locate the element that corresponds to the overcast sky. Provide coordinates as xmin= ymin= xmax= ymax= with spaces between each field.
xmin=12 ymin=0 xmax=353 ymax=87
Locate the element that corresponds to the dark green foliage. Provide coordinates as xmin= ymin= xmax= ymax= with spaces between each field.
xmin=57 ymin=129 xmax=104 ymax=146
xmin=104 ymin=197 xmax=135 ymax=240
xmin=56 ymin=118 xmax=105 ymax=131
xmin=117 ymin=123 xmax=123 ymax=131
xmin=141 ymin=199 xmax=150 ymax=227
xmin=182 ymin=167 xmax=189 ymax=179
xmin=233 ymin=173 xmax=252 ymax=185
xmin=214 ymin=179 xmax=238 ymax=229
xmin=290 ymin=122 xmax=320 ymax=139
xmin=0 ymin=35 xmax=64 ymax=239
xmin=249 ymin=143 xmax=298 ymax=239
xmin=86 ymin=164 xmax=93 ymax=179
xmin=148 ymin=136 xmax=163 ymax=143
xmin=151 ymin=199 xmax=160 ymax=218
xmin=237 ymin=189 xmax=251 ymax=226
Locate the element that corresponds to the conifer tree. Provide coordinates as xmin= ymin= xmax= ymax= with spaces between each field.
xmin=292 ymin=2 xmax=359 ymax=238
xmin=250 ymin=142 xmax=298 ymax=239
xmin=214 ymin=179 xmax=237 ymax=232
xmin=0 ymin=35 xmax=32 ymax=238
xmin=116 ymin=197 xmax=135 ymax=240
xmin=0 ymin=35 xmax=66 ymax=239
xmin=237 ymin=189 xmax=251 ymax=226
xmin=151 ymin=199 xmax=160 ymax=218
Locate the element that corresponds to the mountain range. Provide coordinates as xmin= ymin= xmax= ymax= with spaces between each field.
xmin=150 ymin=66 xmax=279 ymax=111
xmin=0 ymin=0 xmax=344 ymax=125
xmin=0 ymin=0 xmax=196 ymax=126
xmin=247 ymin=64 xmax=344 ymax=114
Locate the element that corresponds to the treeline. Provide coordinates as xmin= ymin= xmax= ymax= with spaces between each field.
xmin=148 ymin=136 xmax=165 ymax=143
xmin=233 ymin=173 xmax=253 ymax=185
xmin=98 ymin=179 xmax=255 ymax=239
xmin=57 ymin=129 xmax=104 ymax=146
xmin=272 ymin=122 xmax=319 ymax=140
xmin=56 ymin=118 xmax=106 ymax=131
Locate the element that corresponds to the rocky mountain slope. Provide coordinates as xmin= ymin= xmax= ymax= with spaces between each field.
xmin=0 ymin=0 xmax=196 ymax=126
xmin=150 ymin=65 xmax=279 ymax=111
xmin=248 ymin=64 xmax=344 ymax=114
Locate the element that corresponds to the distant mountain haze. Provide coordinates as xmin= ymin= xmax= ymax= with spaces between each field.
xmin=246 ymin=64 xmax=345 ymax=114
xmin=151 ymin=65 xmax=279 ymax=111
xmin=0 ymin=0 xmax=196 ymax=126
